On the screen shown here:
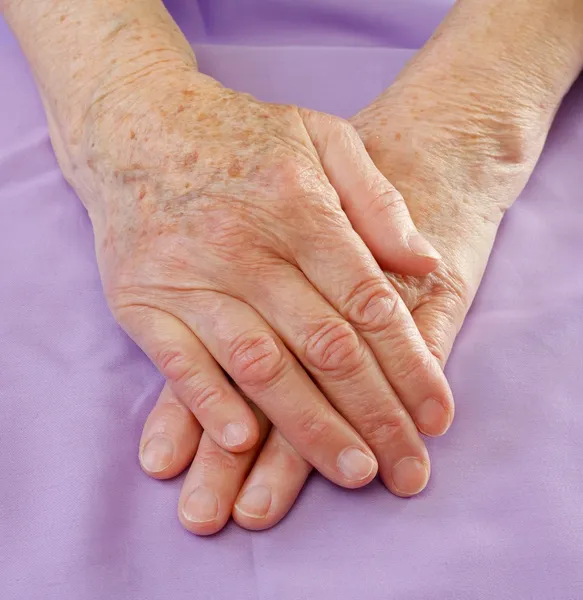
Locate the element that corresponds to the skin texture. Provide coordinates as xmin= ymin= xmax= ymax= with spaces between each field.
xmin=78 ymin=71 xmax=456 ymax=492
xmin=136 ymin=0 xmax=583 ymax=534
xmin=140 ymin=83 xmax=544 ymax=534
xmin=4 ymin=0 xmax=583 ymax=535
xmin=6 ymin=0 xmax=453 ymax=499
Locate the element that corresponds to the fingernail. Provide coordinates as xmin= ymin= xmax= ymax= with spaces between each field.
xmin=408 ymin=233 xmax=441 ymax=260
xmin=140 ymin=435 xmax=175 ymax=473
xmin=337 ymin=447 xmax=376 ymax=482
xmin=392 ymin=457 xmax=429 ymax=496
xmin=182 ymin=487 xmax=219 ymax=523
xmin=235 ymin=485 xmax=272 ymax=519
xmin=416 ymin=398 xmax=451 ymax=436
xmin=223 ymin=422 xmax=249 ymax=448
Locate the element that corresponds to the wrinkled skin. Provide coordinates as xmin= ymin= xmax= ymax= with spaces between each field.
xmin=136 ymin=64 xmax=542 ymax=535
xmin=51 ymin=64 xmax=457 ymax=532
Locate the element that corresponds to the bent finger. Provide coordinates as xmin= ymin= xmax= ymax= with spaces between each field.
xmin=234 ymin=428 xmax=312 ymax=531
xmin=118 ymin=305 xmax=260 ymax=453
xmin=139 ymin=382 xmax=201 ymax=479
xmin=178 ymin=408 xmax=271 ymax=536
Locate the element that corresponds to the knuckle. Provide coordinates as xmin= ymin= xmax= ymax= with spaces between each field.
xmin=391 ymin=348 xmax=433 ymax=382
xmin=228 ymin=331 xmax=288 ymax=388
xmin=294 ymin=406 xmax=333 ymax=445
xmin=302 ymin=318 xmax=366 ymax=377
xmin=342 ymin=278 xmax=398 ymax=335
xmin=204 ymin=211 xmax=259 ymax=258
xmin=359 ymin=406 xmax=410 ymax=447
xmin=183 ymin=382 xmax=225 ymax=414
xmin=156 ymin=347 xmax=224 ymax=413
xmin=366 ymin=185 xmax=407 ymax=221
xmin=156 ymin=346 xmax=192 ymax=381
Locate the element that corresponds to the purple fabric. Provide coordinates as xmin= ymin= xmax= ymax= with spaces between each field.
xmin=2 ymin=1 xmax=583 ymax=598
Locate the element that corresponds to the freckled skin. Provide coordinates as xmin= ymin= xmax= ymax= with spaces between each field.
xmin=183 ymin=150 xmax=198 ymax=168
xmin=227 ymin=161 xmax=242 ymax=178
xmin=8 ymin=0 xmax=579 ymax=533
xmin=60 ymin=71 xmax=348 ymax=288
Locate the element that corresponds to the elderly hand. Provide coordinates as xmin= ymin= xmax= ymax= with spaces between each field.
xmin=60 ymin=65 xmax=454 ymax=511
xmin=143 ymin=31 xmax=557 ymax=534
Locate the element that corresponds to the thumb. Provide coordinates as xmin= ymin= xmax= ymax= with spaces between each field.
xmin=301 ymin=109 xmax=440 ymax=276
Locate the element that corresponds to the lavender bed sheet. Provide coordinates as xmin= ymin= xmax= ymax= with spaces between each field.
xmin=2 ymin=1 xmax=583 ymax=598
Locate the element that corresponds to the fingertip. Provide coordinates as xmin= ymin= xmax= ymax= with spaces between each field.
xmin=336 ymin=446 xmax=378 ymax=489
xmin=374 ymin=248 xmax=439 ymax=277
xmin=140 ymin=433 xmax=177 ymax=480
xmin=232 ymin=509 xmax=276 ymax=532
xmin=360 ymin=226 xmax=441 ymax=277
xmin=233 ymin=488 xmax=276 ymax=531
xmin=140 ymin=386 xmax=202 ymax=480
xmin=415 ymin=397 xmax=455 ymax=438
xmin=179 ymin=487 xmax=229 ymax=536
xmin=219 ymin=416 xmax=261 ymax=453
xmin=407 ymin=232 xmax=442 ymax=263
xmin=384 ymin=456 xmax=431 ymax=498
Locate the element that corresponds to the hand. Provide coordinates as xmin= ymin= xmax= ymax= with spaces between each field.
xmin=59 ymin=66 xmax=453 ymax=503
xmin=140 ymin=53 xmax=546 ymax=535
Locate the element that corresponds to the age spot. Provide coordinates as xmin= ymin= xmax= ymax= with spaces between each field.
xmin=228 ymin=162 xmax=242 ymax=178
xmin=177 ymin=105 xmax=185 ymax=113
xmin=183 ymin=151 xmax=199 ymax=168
xmin=59 ymin=15 xmax=68 ymax=22
xmin=130 ymin=130 xmax=136 ymax=140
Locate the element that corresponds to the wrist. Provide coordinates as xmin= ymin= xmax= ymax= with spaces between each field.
xmin=403 ymin=0 xmax=583 ymax=123
xmin=5 ymin=0 xmax=197 ymax=132
xmin=358 ymin=0 xmax=583 ymax=189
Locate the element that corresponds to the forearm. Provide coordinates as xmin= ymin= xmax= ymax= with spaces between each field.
xmin=424 ymin=0 xmax=582 ymax=110
xmin=4 ymin=0 xmax=198 ymax=130
xmin=370 ymin=0 xmax=583 ymax=149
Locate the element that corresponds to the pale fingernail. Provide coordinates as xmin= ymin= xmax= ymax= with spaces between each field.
xmin=182 ymin=487 xmax=219 ymax=523
xmin=235 ymin=485 xmax=272 ymax=519
xmin=223 ymin=422 xmax=249 ymax=448
xmin=140 ymin=435 xmax=175 ymax=473
xmin=391 ymin=457 xmax=429 ymax=496
xmin=408 ymin=233 xmax=441 ymax=260
xmin=416 ymin=397 xmax=451 ymax=436
xmin=337 ymin=447 xmax=376 ymax=482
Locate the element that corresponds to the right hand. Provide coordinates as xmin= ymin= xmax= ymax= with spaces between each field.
xmin=137 ymin=55 xmax=549 ymax=534
xmin=54 ymin=65 xmax=453 ymax=492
